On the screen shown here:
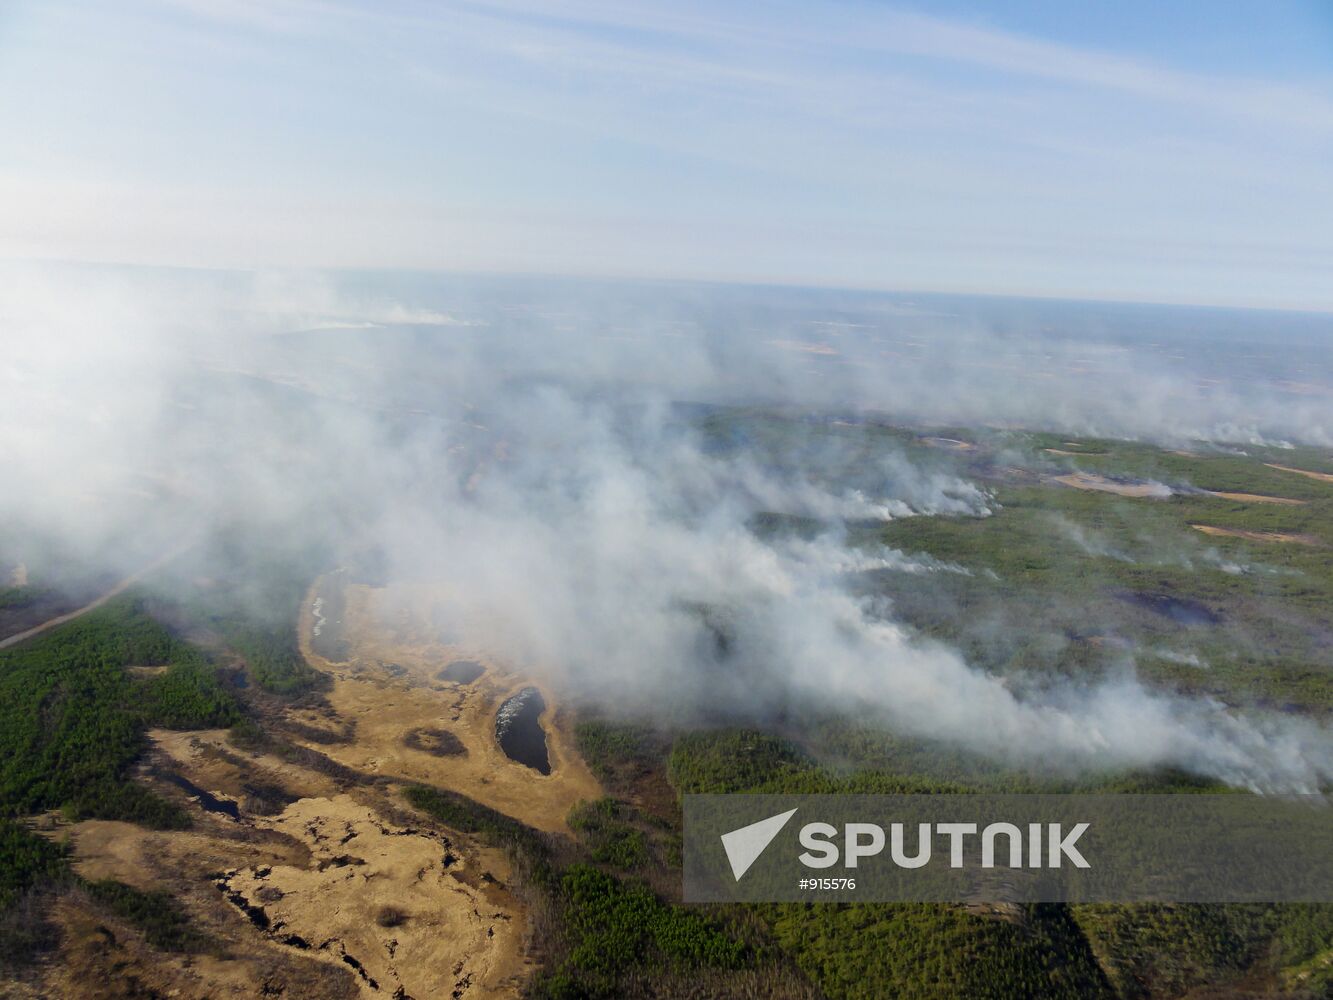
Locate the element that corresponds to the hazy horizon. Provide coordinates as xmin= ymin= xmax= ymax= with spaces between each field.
xmin=13 ymin=255 xmax=1333 ymax=318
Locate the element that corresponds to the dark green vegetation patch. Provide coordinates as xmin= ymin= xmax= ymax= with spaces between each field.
xmin=0 ymin=821 xmax=70 ymax=910
xmin=542 ymin=864 xmax=746 ymax=997
xmin=665 ymin=726 xmax=1333 ymax=999
xmin=83 ymin=878 xmax=215 ymax=954
xmin=0 ymin=594 xmax=238 ymax=827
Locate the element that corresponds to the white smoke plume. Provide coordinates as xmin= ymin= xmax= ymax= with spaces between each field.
xmin=1 ymin=263 xmax=1329 ymax=793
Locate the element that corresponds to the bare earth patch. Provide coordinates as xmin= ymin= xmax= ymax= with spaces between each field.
xmin=46 ymin=725 xmax=534 ymax=1000
xmin=126 ymin=664 xmax=170 ymax=677
xmin=1053 ymin=471 xmax=1171 ymax=498
xmin=216 ymin=794 xmax=527 ymax=1000
xmin=1190 ymin=524 xmax=1321 ymax=546
xmin=48 ymin=803 xmax=356 ymax=999
xmin=922 ymin=437 xmax=975 ymax=450
xmin=1264 ymin=463 xmax=1333 ymax=485
xmin=1205 ymin=491 xmax=1307 ymax=506
xmin=44 ymin=890 xmax=359 ymax=1000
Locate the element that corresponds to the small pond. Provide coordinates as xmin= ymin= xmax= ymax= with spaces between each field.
xmin=495 ymin=687 xmax=550 ymax=774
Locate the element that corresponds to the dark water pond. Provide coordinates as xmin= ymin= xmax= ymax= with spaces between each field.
xmin=311 ymin=572 xmax=351 ymax=663
xmin=495 ymin=687 xmax=550 ymax=774
xmin=437 ymin=659 xmax=485 ymax=684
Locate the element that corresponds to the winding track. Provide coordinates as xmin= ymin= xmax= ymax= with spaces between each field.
xmin=0 ymin=544 xmax=190 ymax=651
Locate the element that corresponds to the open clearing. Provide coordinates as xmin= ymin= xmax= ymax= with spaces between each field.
xmin=216 ymin=794 xmax=526 ymax=1000
xmin=1190 ymin=524 xmax=1321 ymax=546
xmin=46 ymin=725 xmax=533 ymax=1000
xmin=1205 ymin=491 xmax=1307 ymax=505
xmin=1053 ymin=471 xmax=1171 ymax=498
xmin=922 ymin=437 xmax=975 ymax=450
xmin=1264 ymin=463 xmax=1333 ymax=484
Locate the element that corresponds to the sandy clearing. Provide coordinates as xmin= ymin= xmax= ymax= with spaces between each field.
xmin=44 ymin=892 xmax=360 ymax=1000
xmin=1205 ymin=491 xmax=1307 ymax=506
xmin=1043 ymin=448 xmax=1085 ymax=456
xmin=218 ymin=793 xmax=529 ymax=1000
xmin=1265 ymin=463 xmax=1333 ymax=484
xmin=64 ymin=813 xmax=313 ymax=891
xmin=1190 ymin=524 xmax=1321 ymax=546
xmin=49 ymin=800 xmax=355 ymax=998
xmin=922 ymin=437 xmax=975 ymax=450
xmin=294 ymin=580 xmax=602 ymax=836
xmin=152 ymin=727 xmax=347 ymax=806
xmin=54 ymin=726 xmax=534 ymax=999
xmin=125 ymin=664 xmax=170 ymax=678
xmin=1053 ymin=471 xmax=1171 ymax=498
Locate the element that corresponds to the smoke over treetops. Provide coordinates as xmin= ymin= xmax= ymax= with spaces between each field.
xmin=2 ymin=262 xmax=1330 ymax=792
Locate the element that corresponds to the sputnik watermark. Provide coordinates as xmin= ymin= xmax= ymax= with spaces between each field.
xmin=721 ymin=809 xmax=1088 ymax=881
xmin=719 ymin=808 xmax=797 ymax=880
xmin=796 ymin=818 xmax=1090 ymax=871
xmin=685 ymin=794 xmax=1333 ymax=903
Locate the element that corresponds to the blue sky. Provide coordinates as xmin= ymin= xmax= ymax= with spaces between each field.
xmin=1 ymin=0 xmax=1331 ymax=309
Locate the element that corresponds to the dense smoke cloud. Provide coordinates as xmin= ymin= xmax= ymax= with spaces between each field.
xmin=1 ymin=263 xmax=1330 ymax=792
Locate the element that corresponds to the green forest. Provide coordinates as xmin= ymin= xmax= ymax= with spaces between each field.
xmin=0 ymin=594 xmax=237 ymax=826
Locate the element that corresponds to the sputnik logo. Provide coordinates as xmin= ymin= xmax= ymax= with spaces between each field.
xmin=720 ymin=808 xmax=798 ymax=880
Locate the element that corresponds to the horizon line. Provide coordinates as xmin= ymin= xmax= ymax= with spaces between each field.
xmin=7 ymin=253 xmax=1333 ymax=319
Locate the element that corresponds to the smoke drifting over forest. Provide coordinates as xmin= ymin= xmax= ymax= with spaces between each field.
xmin=3 ymin=263 xmax=1331 ymax=792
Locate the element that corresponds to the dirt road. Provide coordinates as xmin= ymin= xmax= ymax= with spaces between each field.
xmin=0 ymin=544 xmax=190 ymax=650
